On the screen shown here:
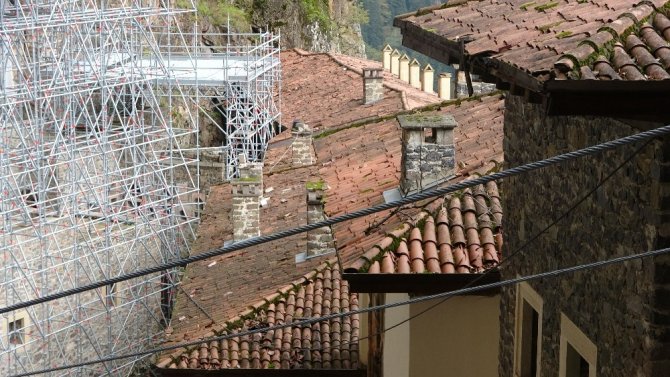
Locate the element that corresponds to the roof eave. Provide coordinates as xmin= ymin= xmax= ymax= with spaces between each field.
xmin=396 ymin=19 xmax=465 ymax=66
xmin=343 ymin=270 xmax=501 ymax=295
xmin=545 ymin=79 xmax=670 ymax=122
xmin=153 ymin=368 xmax=366 ymax=377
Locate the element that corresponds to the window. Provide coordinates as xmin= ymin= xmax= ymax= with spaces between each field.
xmin=8 ymin=318 xmax=25 ymax=345
xmin=514 ymin=282 xmax=543 ymax=377
xmin=559 ymin=314 xmax=597 ymax=377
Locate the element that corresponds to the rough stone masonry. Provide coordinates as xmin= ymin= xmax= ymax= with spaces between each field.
xmin=231 ymin=155 xmax=263 ymax=241
xmin=306 ymin=185 xmax=335 ymax=258
xmin=398 ymin=113 xmax=457 ymax=194
xmin=363 ymin=67 xmax=383 ymax=104
xmin=291 ymin=120 xmax=315 ymax=166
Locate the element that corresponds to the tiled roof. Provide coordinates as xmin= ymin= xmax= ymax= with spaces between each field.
xmin=157 ymin=262 xmax=361 ymax=370
xmin=161 ymin=73 xmax=504 ymax=370
xmin=348 ymin=181 xmax=502 ymax=275
xmin=577 ymin=12 xmax=670 ymax=80
xmin=279 ymin=49 xmax=441 ymax=142
xmin=163 ymin=94 xmax=505 ymax=354
xmin=395 ymin=0 xmax=669 ymax=84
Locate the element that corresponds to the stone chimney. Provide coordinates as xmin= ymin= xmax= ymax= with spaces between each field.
xmin=390 ymin=49 xmax=401 ymax=76
xmin=231 ymin=154 xmax=262 ymax=241
xmin=438 ymin=73 xmax=453 ymax=100
xmin=397 ymin=114 xmax=457 ymax=195
xmin=291 ymin=120 xmax=314 ymax=166
xmin=399 ymin=54 xmax=410 ymax=83
xmin=305 ymin=183 xmax=335 ymax=259
xmin=457 ymin=70 xmax=468 ymax=98
xmin=363 ymin=68 xmax=383 ymax=105
xmin=409 ymin=59 xmax=421 ymax=89
xmin=421 ymin=64 xmax=434 ymax=93
xmin=382 ymin=44 xmax=393 ymax=71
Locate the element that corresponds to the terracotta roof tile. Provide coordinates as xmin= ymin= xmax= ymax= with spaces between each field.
xmin=278 ymin=49 xmax=441 ymax=144
xmin=396 ymin=0 xmax=669 ymax=83
xmin=575 ymin=12 xmax=670 ymax=80
xmin=161 ymin=89 xmax=504 ymax=366
xmin=158 ymin=262 xmax=360 ymax=370
xmin=349 ymin=181 xmax=502 ymax=275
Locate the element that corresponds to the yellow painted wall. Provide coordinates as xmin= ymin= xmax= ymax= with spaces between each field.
xmin=384 ymin=293 xmax=411 ymax=377
xmin=409 ymin=295 xmax=501 ymax=377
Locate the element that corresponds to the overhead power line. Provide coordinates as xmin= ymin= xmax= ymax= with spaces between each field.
xmin=1 ymin=123 xmax=669 ymax=315
xmin=374 ymin=137 xmax=655 ymax=343
xmin=10 ymin=245 xmax=670 ymax=377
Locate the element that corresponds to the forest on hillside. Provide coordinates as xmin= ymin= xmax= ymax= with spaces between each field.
xmin=359 ymin=0 xmax=451 ymax=79
xmin=360 ymin=0 xmax=441 ymax=60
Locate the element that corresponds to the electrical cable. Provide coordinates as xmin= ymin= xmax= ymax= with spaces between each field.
xmin=9 ymin=245 xmax=670 ymax=377
xmin=2 ymin=124 xmax=669 ymax=315
xmin=376 ymin=137 xmax=655 ymax=337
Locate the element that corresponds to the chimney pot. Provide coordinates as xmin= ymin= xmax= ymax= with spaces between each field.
xmin=421 ymin=64 xmax=434 ymax=94
xmin=390 ymin=49 xmax=401 ymax=76
xmin=363 ymin=67 xmax=384 ymax=105
xmin=382 ymin=44 xmax=393 ymax=71
xmin=438 ymin=72 xmax=453 ymax=100
xmin=409 ymin=59 xmax=421 ymax=89
xmin=397 ymin=114 xmax=458 ymax=195
xmin=399 ymin=54 xmax=410 ymax=83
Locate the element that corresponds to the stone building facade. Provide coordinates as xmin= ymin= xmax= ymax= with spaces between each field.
xmin=499 ymin=95 xmax=670 ymax=377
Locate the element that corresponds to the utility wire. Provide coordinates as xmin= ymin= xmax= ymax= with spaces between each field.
xmin=377 ymin=137 xmax=655 ymax=337
xmin=10 ymin=245 xmax=670 ymax=377
xmin=2 ymin=124 xmax=669 ymax=315
xmin=261 ymin=136 xmax=654 ymax=357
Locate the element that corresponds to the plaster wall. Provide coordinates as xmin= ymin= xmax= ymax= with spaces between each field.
xmin=409 ymin=295 xmax=500 ymax=377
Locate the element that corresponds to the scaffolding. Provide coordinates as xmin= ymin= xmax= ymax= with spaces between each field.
xmin=196 ymin=31 xmax=281 ymax=179
xmin=0 ymin=0 xmax=280 ymax=376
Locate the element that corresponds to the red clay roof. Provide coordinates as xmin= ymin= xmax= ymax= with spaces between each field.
xmin=279 ymin=49 xmax=441 ymax=142
xmin=348 ymin=181 xmax=502 ymax=275
xmin=395 ymin=0 xmax=669 ymax=84
xmin=162 ymin=94 xmax=504 ymax=357
xmin=157 ymin=262 xmax=361 ymax=370
xmin=578 ymin=12 xmax=670 ymax=80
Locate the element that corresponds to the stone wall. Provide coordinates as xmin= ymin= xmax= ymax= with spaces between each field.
xmin=499 ymin=95 xmax=666 ymax=376
xmin=0 ymin=220 xmax=169 ymax=376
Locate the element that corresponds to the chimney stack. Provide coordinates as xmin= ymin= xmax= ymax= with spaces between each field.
xmin=363 ymin=68 xmax=383 ymax=105
xmin=291 ymin=120 xmax=315 ymax=166
xmin=409 ymin=59 xmax=421 ymax=89
xmin=438 ymin=73 xmax=453 ymax=100
xmin=305 ymin=183 xmax=335 ymax=259
xmin=231 ymin=154 xmax=262 ymax=241
xmin=457 ymin=70 xmax=468 ymax=98
xmin=382 ymin=44 xmax=393 ymax=71
xmin=399 ymin=54 xmax=410 ymax=83
xmin=390 ymin=49 xmax=401 ymax=76
xmin=421 ymin=64 xmax=434 ymax=93
xmin=398 ymin=114 xmax=457 ymax=195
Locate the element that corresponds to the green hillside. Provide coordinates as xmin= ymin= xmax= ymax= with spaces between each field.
xmin=360 ymin=0 xmax=451 ymax=75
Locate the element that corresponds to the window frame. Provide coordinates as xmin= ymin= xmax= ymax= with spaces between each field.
xmin=3 ymin=311 xmax=30 ymax=347
xmin=559 ymin=313 xmax=597 ymax=377
xmin=514 ymin=281 xmax=544 ymax=377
